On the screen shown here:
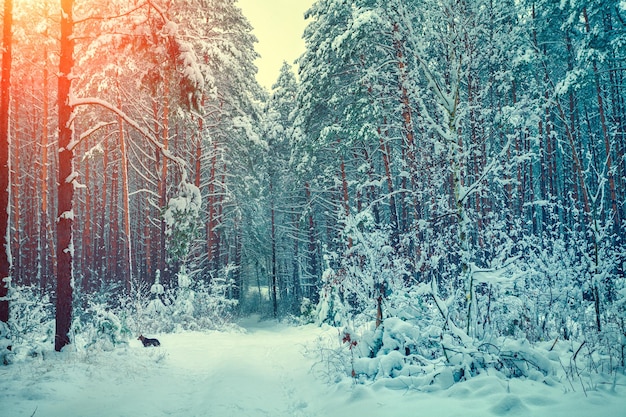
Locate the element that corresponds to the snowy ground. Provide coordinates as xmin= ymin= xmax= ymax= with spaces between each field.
xmin=1 ymin=317 xmax=624 ymax=417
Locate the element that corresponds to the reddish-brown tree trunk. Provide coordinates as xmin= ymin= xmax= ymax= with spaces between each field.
xmin=159 ymin=91 xmax=169 ymax=286
xmin=110 ymin=162 xmax=120 ymax=281
xmin=583 ymin=8 xmax=618 ymax=227
xmin=41 ymin=43 xmax=56 ymax=292
xmin=393 ymin=23 xmax=416 ymax=233
xmin=144 ymin=201 xmax=152 ymax=282
xmin=0 ymin=0 xmax=13 ymax=324
xmin=119 ymin=117 xmax=132 ymax=293
xmin=55 ymin=0 xmax=75 ymax=352
xmin=207 ymin=138 xmax=219 ymax=275
xmin=82 ymin=139 xmax=92 ymax=287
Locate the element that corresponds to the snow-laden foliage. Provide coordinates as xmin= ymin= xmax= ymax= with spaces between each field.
xmin=1 ymin=285 xmax=53 ymax=365
xmin=295 ymin=0 xmax=626 ymax=390
xmin=132 ymin=265 xmax=239 ymax=334
xmin=75 ymin=301 xmax=133 ymax=352
xmin=164 ymin=183 xmax=202 ymax=266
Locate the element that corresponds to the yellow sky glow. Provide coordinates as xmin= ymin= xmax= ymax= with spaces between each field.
xmin=237 ymin=0 xmax=315 ymax=90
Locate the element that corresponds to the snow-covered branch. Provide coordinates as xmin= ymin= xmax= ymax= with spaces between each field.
xmin=69 ymin=96 xmax=189 ymax=184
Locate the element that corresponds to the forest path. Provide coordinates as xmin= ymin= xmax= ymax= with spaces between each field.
xmin=150 ymin=316 xmax=324 ymax=417
xmin=2 ymin=317 xmax=339 ymax=417
xmin=2 ymin=317 xmax=624 ymax=417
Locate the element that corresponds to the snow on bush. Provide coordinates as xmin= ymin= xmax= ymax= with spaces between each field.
xmin=1 ymin=284 xmax=53 ymax=364
xmin=310 ymin=209 xmax=625 ymax=392
xmin=133 ymin=265 xmax=239 ymax=334
xmin=76 ymin=301 xmax=132 ymax=352
xmin=193 ymin=264 xmax=240 ymax=329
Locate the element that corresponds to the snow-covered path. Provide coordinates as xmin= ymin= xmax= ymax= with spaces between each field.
xmin=1 ymin=317 xmax=624 ymax=417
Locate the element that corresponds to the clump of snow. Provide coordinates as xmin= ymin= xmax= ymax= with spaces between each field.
xmin=82 ymin=142 xmax=104 ymax=160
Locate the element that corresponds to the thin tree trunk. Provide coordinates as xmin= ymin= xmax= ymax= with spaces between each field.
xmin=110 ymin=161 xmax=120 ymax=282
xmin=291 ymin=209 xmax=300 ymax=314
xmin=118 ymin=95 xmax=133 ymax=293
xmin=583 ymin=8 xmax=618 ymax=228
xmin=41 ymin=41 xmax=56 ymax=293
xmin=304 ymin=183 xmax=318 ymax=303
xmin=82 ymin=139 xmax=92 ymax=287
xmin=144 ymin=200 xmax=152 ymax=282
xmin=207 ymin=137 xmax=218 ymax=276
xmin=393 ymin=22 xmax=416 ymax=234
xmin=158 ymin=89 xmax=169 ymax=287
xmin=379 ymin=125 xmax=399 ymax=249
xmin=10 ymin=87 xmax=18 ymax=283
xmin=270 ymin=179 xmax=278 ymax=318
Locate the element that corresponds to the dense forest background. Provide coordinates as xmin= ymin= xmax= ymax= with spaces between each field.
xmin=0 ymin=0 xmax=625 ymax=374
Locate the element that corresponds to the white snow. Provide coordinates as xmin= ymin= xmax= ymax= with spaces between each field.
xmin=1 ymin=317 xmax=624 ymax=417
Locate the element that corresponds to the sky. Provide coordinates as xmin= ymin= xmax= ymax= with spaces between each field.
xmin=237 ymin=0 xmax=316 ymax=90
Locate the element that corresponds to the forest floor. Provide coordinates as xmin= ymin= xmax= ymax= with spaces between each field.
xmin=1 ymin=316 xmax=624 ymax=417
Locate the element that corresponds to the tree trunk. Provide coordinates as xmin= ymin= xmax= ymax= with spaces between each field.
xmin=41 ymin=40 xmax=56 ymax=293
xmin=379 ymin=125 xmax=399 ymax=249
xmin=393 ymin=22 xmax=417 ymax=234
xmin=10 ymin=87 xmax=18 ymax=283
xmin=159 ymin=91 xmax=169 ymax=287
xmin=207 ymin=137 xmax=219 ymax=277
xmin=304 ymin=183 xmax=318 ymax=302
xmin=55 ymin=0 xmax=75 ymax=352
xmin=270 ymin=179 xmax=278 ymax=318
xmin=583 ymin=8 xmax=618 ymax=229
xmin=120 ymin=125 xmax=133 ymax=292
xmin=0 ymin=0 xmax=13 ymax=324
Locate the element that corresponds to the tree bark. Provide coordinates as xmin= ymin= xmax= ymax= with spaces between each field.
xmin=270 ymin=179 xmax=278 ymax=318
xmin=158 ymin=90 xmax=169 ymax=287
xmin=55 ymin=0 xmax=75 ymax=352
xmin=41 ymin=39 xmax=56 ymax=293
xmin=0 ymin=0 xmax=13 ymax=324
xmin=120 ymin=121 xmax=133 ymax=293
xmin=379 ymin=126 xmax=399 ymax=250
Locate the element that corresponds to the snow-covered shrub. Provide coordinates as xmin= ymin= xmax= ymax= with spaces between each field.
xmin=130 ymin=269 xmax=173 ymax=334
xmin=317 ymin=211 xmax=409 ymax=329
xmin=193 ymin=264 xmax=239 ymax=329
xmin=299 ymin=297 xmax=316 ymax=324
xmin=79 ymin=301 xmax=132 ymax=351
xmin=146 ymin=269 xmax=168 ymax=316
xmin=171 ymin=266 xmax=196 ymax=331
xmin=316 ymin=266 xmax=348 ymax=326
xmin=1 ymin=284 xmax=53 ymax=364
xmin=134 ymin=265 xmax=239 ymax=333
xmin=305 ymin=329 xmax=355 ymax=384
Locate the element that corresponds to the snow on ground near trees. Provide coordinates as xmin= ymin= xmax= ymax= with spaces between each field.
xmin=1 ymin=317 xmax=624 ymax=417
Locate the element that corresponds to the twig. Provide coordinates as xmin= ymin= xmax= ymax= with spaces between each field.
xmin=573 ymin=341 xmax=586 ymax=362
xmin=571 ymin=341 xmax=588 ymax=397
xmin=549 ymin=336 xmax=559 ymax=351
xmin=559 ymin=358 xmax=576 ymax=392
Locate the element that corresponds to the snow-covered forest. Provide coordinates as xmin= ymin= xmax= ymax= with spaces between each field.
xmin=1 ymin=0 xmax=626 ymax=413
